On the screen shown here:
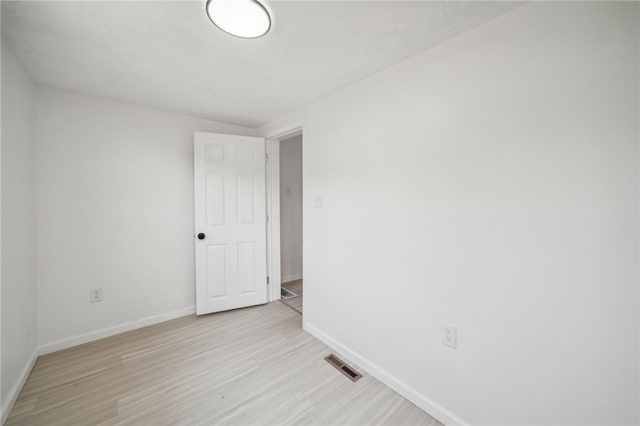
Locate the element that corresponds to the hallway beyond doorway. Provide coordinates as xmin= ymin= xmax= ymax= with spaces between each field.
xmin=281 ymin=279 xmax=303 ymax=314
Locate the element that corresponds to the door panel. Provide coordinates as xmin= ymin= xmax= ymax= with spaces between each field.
xmin=195 ymin=132 xmax=267 ymax=315
xmin=237 ymin=174 xmax=255 ymax=224
xmin=207 ymin=244 xmax=228 ymax=298
xmin=238 ymin=242 xmax=256 ymax=294
xmin=206 ymin=173 xmax=226 ymax=226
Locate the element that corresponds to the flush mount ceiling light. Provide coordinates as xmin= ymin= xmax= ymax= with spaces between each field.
xmin=206 ymin=0 xmax=271 ymax=39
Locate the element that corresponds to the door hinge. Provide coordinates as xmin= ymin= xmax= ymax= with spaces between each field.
xmin=265 ymin=153 xmax=269 ymax=161
xmin=267 ymin=276 xmax=270 ymax=285
xmin=266 ymin=214 xmax=269 ymax=223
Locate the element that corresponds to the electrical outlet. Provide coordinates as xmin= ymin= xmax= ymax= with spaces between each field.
xmin=441 ymin=324 xmax=457 ymax=349
xmin=90 ymin=288 xmax=103 ymax=303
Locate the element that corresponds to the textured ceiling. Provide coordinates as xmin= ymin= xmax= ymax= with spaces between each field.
xmin=2 ymin=1 xmax=520 ymax=128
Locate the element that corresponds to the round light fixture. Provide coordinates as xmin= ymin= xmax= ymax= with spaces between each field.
xmin=206 ymin=0 xmax=271 ymax=39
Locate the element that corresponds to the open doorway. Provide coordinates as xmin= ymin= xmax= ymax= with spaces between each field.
xmin=265 ymin=126 xmax=304 ymax=316
xmin=277 ymin=133 xmax=303 ymax=314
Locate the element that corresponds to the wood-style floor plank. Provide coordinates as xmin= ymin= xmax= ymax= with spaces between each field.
xmin=6 ymin=302 xmax=441 ymax=426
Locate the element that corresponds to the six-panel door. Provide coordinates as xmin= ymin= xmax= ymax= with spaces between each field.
xmin=194 ymin=132 xmax=267 ymax=315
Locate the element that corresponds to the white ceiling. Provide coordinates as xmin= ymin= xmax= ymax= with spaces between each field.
xmin=2 ymin=1 xmax=520 ymax=128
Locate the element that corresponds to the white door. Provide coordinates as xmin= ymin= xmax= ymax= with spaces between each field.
xmin=194 ymin=131 xmax=268 ymax=315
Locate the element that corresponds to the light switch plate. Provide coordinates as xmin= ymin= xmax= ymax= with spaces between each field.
xmin=90 ymin=288 xmax=103 ymax=303
xmin=441 ymin=324 xmax=457 ymax=349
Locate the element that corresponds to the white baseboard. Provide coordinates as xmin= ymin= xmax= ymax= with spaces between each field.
xmin=303 ymin=320 xmax=468 ymax=426
xmin=1 ymin=346 xmax=39 ymax=425
xmin=39 ymin=305 xmax=196 ymax=355
xmin=281 ymin=273 xmax=302 ymax=284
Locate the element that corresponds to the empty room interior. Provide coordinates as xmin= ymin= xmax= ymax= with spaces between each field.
xmin=1 ymin=1 xmax=639 ymax=425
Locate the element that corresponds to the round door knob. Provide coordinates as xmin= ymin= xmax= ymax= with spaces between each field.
xmin=197 ymin=233 xmax=206 ymax=240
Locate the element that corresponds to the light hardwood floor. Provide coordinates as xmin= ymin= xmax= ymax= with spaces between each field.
xmin=281 ymin=279 xmax=303 ymax=314
xmin=6 ymin=302 xmax=441 ymax=426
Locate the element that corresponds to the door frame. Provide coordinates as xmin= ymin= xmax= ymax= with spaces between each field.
xmin=265 ymin=122 xmax=304 ymax=305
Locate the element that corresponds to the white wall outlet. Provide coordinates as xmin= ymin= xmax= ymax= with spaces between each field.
xmin=314 ymin=196 xmax=324 ymax=208
xmin=90 ymin=288 xmax=103 ymax=303
xmin=441 ymin=324 xmax=457 ymax=349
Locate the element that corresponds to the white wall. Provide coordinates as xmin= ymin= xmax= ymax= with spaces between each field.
xmin=1 ymin=42 xmax=37 ymax=416
xmin=279 ymin=134 xmax=303 ymax=282
xmin=262 ymin=3 xmax=639 ymax=425
xmin=36 ymin=87 xmax=256 ymax=349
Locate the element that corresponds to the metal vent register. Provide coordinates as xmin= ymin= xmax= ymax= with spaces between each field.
xmin=281 ymin=287 xmax=297 ymax=300
xmin=324 ymin=354 xmax=362 ymax=382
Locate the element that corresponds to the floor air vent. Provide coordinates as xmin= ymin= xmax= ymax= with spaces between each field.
xmin=324 ymin=354 xmax=362 ymax=382
xmin=281 ymin=287 xmax=297 ymax=299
